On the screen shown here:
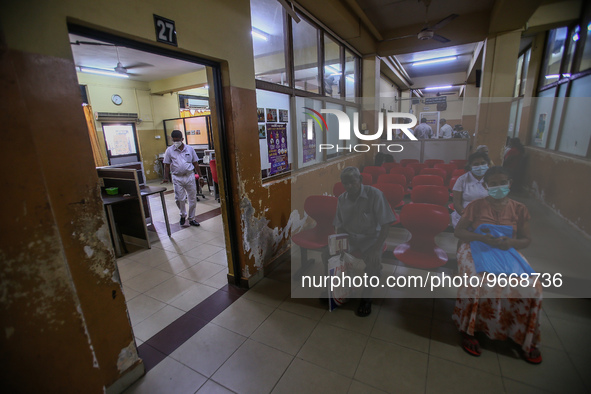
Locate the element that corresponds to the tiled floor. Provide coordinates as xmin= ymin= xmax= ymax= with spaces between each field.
xmin=119 ymin=186 xmax=591 ymax=394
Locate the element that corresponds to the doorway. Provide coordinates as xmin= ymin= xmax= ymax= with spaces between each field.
xmin=68 ymin=24 xmax=242 ymax=347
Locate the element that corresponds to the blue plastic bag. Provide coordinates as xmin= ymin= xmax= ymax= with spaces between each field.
xmin=470 ymin=224 xmax=535 ymax=275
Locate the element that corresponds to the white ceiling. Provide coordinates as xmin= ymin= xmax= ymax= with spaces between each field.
xmin=69 ymin=34 xmax=205 ymax=82
xmin=356 ymin=0 xmax=494 ymax=34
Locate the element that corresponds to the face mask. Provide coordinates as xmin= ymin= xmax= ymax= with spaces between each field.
xmin=487 ymin=185 xmax=510 ymax=199
xmin=471 ymin=164 xmax=488 ymax=177
xmin=173 ymin=141 xmax=182 ymax=148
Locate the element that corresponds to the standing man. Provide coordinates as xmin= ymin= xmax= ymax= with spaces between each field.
xmin=162 ymin=130 xmax=200 ymax=227
xmin=413 ymin=118 xmax=433 ymax=139
xmin=334 ymin=167 xmax=396 ymax=317
xmin=439 ymin=118 xmax=453 ymax=139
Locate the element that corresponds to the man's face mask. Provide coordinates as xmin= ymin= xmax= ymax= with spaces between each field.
xmin=173 ymin=141 xmax=182 ymax=148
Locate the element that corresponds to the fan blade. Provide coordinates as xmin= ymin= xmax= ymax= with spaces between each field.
xmin=432 ymin=34 xmax=450 ymax=43
xmin=431 ymin=14 xmax=458 ymax=31
xmin=124 ymin=62 xmax=154 ymax=70
xmin=382 ymin=34 xmax=417 ymax=42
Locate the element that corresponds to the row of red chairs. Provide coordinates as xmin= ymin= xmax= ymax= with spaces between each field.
xmin=292 ymin=195 xmax=452 ymax=274
xmin=380 ymin=159 xmax=468 ymax=169
xmin=353 ymin=170 xmax=465 ymax=195
xmin=364 ymin=164 xmax=465 ymax=185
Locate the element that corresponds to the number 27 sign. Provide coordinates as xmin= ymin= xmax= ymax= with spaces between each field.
xmin=153 ymin=15 xmax=177 ymax=46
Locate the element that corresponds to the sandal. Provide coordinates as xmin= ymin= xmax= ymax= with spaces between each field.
xmin=461 ymin=333 xmax=481 ymax=357
xmin=524 ymin=347 xmax=542 ymax=364
xmin=356 ymin=299 xmax=372 ymax=317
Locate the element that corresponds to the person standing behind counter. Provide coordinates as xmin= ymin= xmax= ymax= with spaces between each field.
xmin=162 ymin=130 xmax=200 ymax=227
xmin=439 ymin=118 xmax=453 ymax=139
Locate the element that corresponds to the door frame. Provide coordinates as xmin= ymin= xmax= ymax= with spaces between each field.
xmin=69 ymin=23 xmax=242 ymax=286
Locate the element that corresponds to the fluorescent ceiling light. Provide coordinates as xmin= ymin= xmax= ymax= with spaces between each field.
xmin=79 ymin=67 xmax=129 ymax=78
xmin=424 ymin=85 xmax=452 ymax=90
xmin=346 ymin=75 xmax=354 ymax=82
xmin=325 ymin=65 xmax=340 ymax=73
xmin=572 ymin=33 xmax=580 ymax=41
xmin=251 ymin=29 xmax=268 ymax=41
xmin=562 ymin=73 xmax=571 ymax=78
xmin=545 ymin=74 xmax=559 ymax=79
xmin=412 ymin=56 xmax=457 ymax=67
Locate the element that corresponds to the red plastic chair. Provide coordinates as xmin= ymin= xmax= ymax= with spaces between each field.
xmin=434 ymin=163 xmax=457 ymax=183
xmin=373 ymin=183 xmax=404 ymax=225
xmin=424 ymin=159 xmax=444 ymax=168
xmin=292 ymin=195 xmax=338 ymax=270
xmin=407 ymin=163 xmax=428 ymax=175
xmin=362 ymin=166 xmax=386 ymax=183
xmin=377 ymin=174 xmax=408 ymax=203
xmin=209 ymin=159 xmax=220 ymax=202
xmin=450 ymin=159 xmax=468 ymax=170
xmin=451 ymin=169 xmax=466 ymax=178
xmin=419 ymin=168 xmax=446 ymax=182
xmin=412 ymin=174 xmax=444 ymax=187
xmin=333 ymin=182 xmax=345 ymax=197
xmin=360 ymin=173 xmax=373 ymax=185
xmin=391 ymin=167 xmax=415 ymax=187
xmin=411 ymin=185 xmax=449 ymax=207
xmin=394 ymin=203 xmax=450 ymax=268
xmin=400 ymin=159 xmax=419 ymax=167
xmin=382 ymin=162 xmax=401 ymax=172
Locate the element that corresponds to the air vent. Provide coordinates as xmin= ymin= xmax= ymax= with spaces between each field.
xmin=95 ymin=112 xmax=139 ymax=122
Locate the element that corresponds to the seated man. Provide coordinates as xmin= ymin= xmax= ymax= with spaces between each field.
xmin=333 ymin=166 xmax=396 ymax=317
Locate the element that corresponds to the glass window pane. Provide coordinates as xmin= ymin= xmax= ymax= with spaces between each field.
xmin=508 ymin=100 xmax=518 ymax=137
xmin=293 ymin=17 xmax=319 ymax=93
xmin=184 ymin=116 xmax=209 ymax=147
xmin=102 ymin=124 xmax=137 ymax=156
xmin=520 ymin=49 xmax=531 ymax=96
xmin=295 ymin=96 xmax=322 ymax=168
xmin=346 ymin=106 xmax=358 ymax=146
xmin=548 ymin=84 xmax=568 ymax=150
xmin=255 ymin=89 xmax=292 ymax=178
xmin=557 ymin=74 xmax=591 ymax=156
xmin=344 ymin=50 xmax=357 ymax=101
xmin=325 ymin=102 xmax=343 ymax=158
xmin=564 ymin=26 xmax=579 ymax=76
xmin=580 ymin=22 xmax=591 ymax=71
xmin=541 ymin=27 xmax=568 ymax=87
xmin=250 ymin=0 xmax=287 ymax=86
xmin=514 ymin=54 xmax=524 ymax=97
xmin=531 ymin=87 xmax=556 ymax=148
xmin=324 ymin=35 xmax=341 ymax=98
xmin=164 ymin=119 xmax=185 ymax=146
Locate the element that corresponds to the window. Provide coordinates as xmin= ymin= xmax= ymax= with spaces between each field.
xmin=580 ymin=22 xmax=591 ymax=71
xmin=344 ymin=49 xmax=357 ymax=101
xmin=293 ymin=17 xmax=319 ymax=93
xmin=324 ymin=35 xmax=341 ymax=98
xmin=250 ymin=0 xmax=363 ymax=179
xmin=541 ymin=27 xmax=568 ymax=87
xmin=251 ymin=0 xmax=288 ymax=85
xmin=531 ymin=26 xmax=591 ymax=157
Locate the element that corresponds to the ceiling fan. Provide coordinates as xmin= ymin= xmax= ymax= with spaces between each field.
xmin=384 ymin=0 xmax=458 ymax=43
xmin=70 ymin=40 xmax=153 ymax=76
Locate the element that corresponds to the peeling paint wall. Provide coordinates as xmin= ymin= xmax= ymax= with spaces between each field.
xmin=1 ymin=40 xmax=137 ymax=392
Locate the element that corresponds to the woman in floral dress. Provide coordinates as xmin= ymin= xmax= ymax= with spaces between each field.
xmin=453 ymin=166 xmax=542 ymax=364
